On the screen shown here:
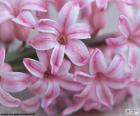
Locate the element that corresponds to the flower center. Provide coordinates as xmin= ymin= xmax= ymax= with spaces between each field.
xmin=44 ymin=71 xmax=54 ymax=80
xmin=58 ymin=35 xmax=67 ymax=45
xmin=95 ymin=72 xmax=106 ymax=82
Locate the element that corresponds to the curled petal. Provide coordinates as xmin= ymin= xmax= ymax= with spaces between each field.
xmin=89 ymin=49 xmax=107 ymax=73
xmin=58 ymin=1 xmax=80 ymax=29
xmin=21 ymin=96 xmax=40 ymax=113
xmin=59 ymin=73 xmax=83 ymax=92
xmin=65 ymin=40 xmax=89 ymax=66
xmin=0 ymin=88 xmax=20 ymax=107
xmin=30 ymin=79 xmax=47 ymax=97
xmin=96 ymin=83 xmax=114 ymax=107
xmin=1 ymin=72 xmax=29 ymax=92
xmin=51 ymin=44 xmax=65 ymax=74
xmin=29 ymin=34 xmax=57 ymax=50
xmin=67 ymin=23 xmax=91 ymax=39
xmin=41 ymin=80 xmax=60 ymax=107
xmin=119 ymin=15 xmax=132 ymax=37
xmin=23 ymin=58 xmax=46 ymax=78
xmin=107 ymin=54 xmax=125 ymax=79
xmin=37 ymin=19 xmax=60 ymax=35
xmin=57 ymin=59 xmax=71 ymax=76
xmin=74 ymin=71 xmax=94 ymax=85
xmin=63 ymin=100 xmax=85 ymax=116
xmin=12 ymin=11 xmax=36 ymax=28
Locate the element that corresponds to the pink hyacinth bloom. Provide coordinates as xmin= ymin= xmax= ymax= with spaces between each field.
xmin=107 ymin=13 xmax=140 ymax=71
xmin=29 ymin=1 xmax=90 ymax=71
xmin=23 ymin=50 xmax=83 ymax=112
xmin=0 ymin=0 xmax=46 ymax=42
xmin=0 ymin=48 xmax=30 ymax=107
xmin=63 ymin=48 xmax=132 ymax=115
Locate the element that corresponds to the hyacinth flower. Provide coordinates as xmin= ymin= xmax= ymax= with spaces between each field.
xmin=63 ymin=48 xmax=133 ymax=115
xmin=29 ymin=1 xmax=90 ymax=73
xmin=23 ymin=50 xmax=83 ymax=113
xmin=106 ymin=13 xmax=140 ymax=71
xmin=0 ymin=0 xmax=46 ymax=43
xmin=0 ymin=48 xmax=30 ymax=107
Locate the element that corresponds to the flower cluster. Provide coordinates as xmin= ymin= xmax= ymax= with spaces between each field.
xmin=0 ymin=0 xmax=140 ymax=115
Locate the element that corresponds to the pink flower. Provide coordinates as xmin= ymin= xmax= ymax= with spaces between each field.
xmin=0 ymin=48 xmax=30 ymax=107
xmin=63 ymin=48 xmax=132 ymax=115
xmin=0 ymin=0 xmax=46 ymax=42
xmin=29 ymin=1 xmax=90 ymax=71
xmin=23 ymin=50 xmax=83 ymax=112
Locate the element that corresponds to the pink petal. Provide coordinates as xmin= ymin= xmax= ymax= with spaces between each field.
xmin=36 ymin=50 xmax=50 ymax=68
xmin=21 ymin=96 xmax=40 ymax=112
xmin=0 ymin=11 xmax=13 ymax=23
xmin=0 ymin=1 xmax=13 ymax=11
xmin=0 ymin=48 xmax=5 ymax=66
xmin=21 ymin=0 xmax=46 ymax=12
xmin=58 ymin=1 xmax=80 ymax=29
xmin=119 ymin=15 xmax=132 ymax=38
xmin=96 ymin=0 xmax=108 ymax=10
xmin=89 ymin=49 xmax=107 ymax=73
xmin=23 ymin=58 xmax=46 ymax=78
xmin=74 ymin=71 xmax=94 ymax=85
xmin=59 ymin=73 xmax=83 ymax=91
xmin=12 ymin=11 xmax=36 ymax=28
xmin=57 ymin=59 xmax=71 ymax=76
xmin=65 ymin=40 xmax=89 ymax=66
xmin=50 ymin=44 xmax=65 ymax=74
xmin=37 ymin=19 xmax=60 ymax=35
xmin=63 ymin=100 xmax=85 ymax=116
xmin=1 ymin=72 xmax=29 ymax=92
xmin=96 ymin=83 xmax=114 ymax=107
xmin=106 ymin=37 xmax=127 ymax=48
xmin=67 ymin=23 xmax=90 ymax=39
xmin=0 ymin=87 xmax=20 ymax=107
xmin=41 ymin=80 xmax=60 ymax=107
xmin=107 ymin=54 xmax=125 ymax=79
xmin=30 ymin=79 xmax=47 ymax=97
xmin=29 ymin=34 xmax=57 ymax=50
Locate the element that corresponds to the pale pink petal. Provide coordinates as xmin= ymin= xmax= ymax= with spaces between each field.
xmin=96 ymin=83 xmax=114 ymax=107
xmin=0 ymin=1 xmax=13 ymax=11
xmin=59 ymin=73 xmax=83 ymax=91
xmin=105 ymin=76 xmax=131 ymax=89
xmin=58 ymin=1 xmax=80 ymax=29
xmin=74 ymin=71 xmax=94 ymax=85
xmin=89 ymin=49 xmax=107 ymax=73
xmin=36 ymin=50 xmax=50 ymax=68
xmin=21 ymin=0 xmax=46 ymax=12
xmin=0 ymin=48 xmax=5 ymax=66
xmin=23 ymin=58 xmax=46 ymax=78
xmin=2 ymin=63 xmax=12 ymax=72
xmin=42 ymin=80 xmax=60 ymax=107
xmin=0 ymin=11 xmax=13 ymax=23
xmin=128 ymin=46 xmax=140 ymax=71
xmin=67 ymin=23 xmax=90 ymax=39
xmin=21 ymin=96 xmax=40 ymax=112
xmin=12 ymin=11 xmax=36 ymax=28
xmin=119 ymin=15 xmax=132 ymax=37
xmin=50 ymin=44 xmax=65 ymax=74
xmin=0 ymin=87 xmax=20 ymax=107
xmin=63 ymin=100 xmax=85 ymax=116
xmin=29 ymin=79 xmax=47 ymax=97
xmin=37 ymin=19 xmax=61 ymax=35
xmin=96 ymin=0 xmax=108 ymax=10
xmin=57 ymin=59 xmax=71 ymax=76
xmin=1 ymin=72 xmax=29 ymax=92
xmin=29 ymin=34 xmax=57 ymax=50
xmin=107 ymin=54 xmax=125 ymax=79
xmin=65 ymin=40 xmax=89 ymax=66
xmin=106 ymin=37 xmax=127 ymax=48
